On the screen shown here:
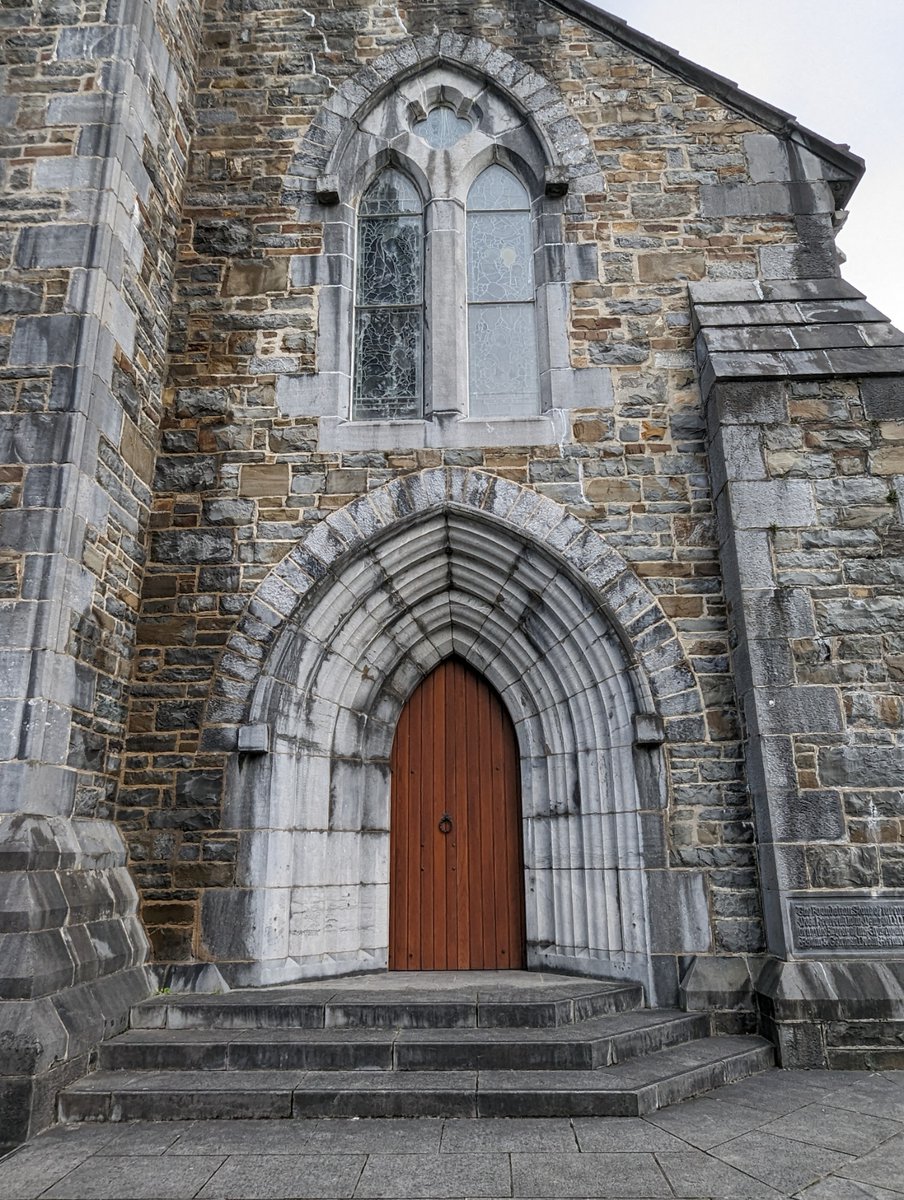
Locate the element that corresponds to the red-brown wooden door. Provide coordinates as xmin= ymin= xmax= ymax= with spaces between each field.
xmin=389 ymin=658 xmax=525 ymax=970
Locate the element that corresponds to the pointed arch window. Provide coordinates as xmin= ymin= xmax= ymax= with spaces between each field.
xmin=353 ymin=168 xmax=424 ymax=420
xmin=467 ymin=165 xmax=540 ymax=417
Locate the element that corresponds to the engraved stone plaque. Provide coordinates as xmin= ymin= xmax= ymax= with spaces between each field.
xmin=790 ymin=898 xmax=904 ymax=953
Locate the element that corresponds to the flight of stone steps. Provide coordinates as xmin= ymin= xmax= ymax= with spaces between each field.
xmin=59 ymin=973 xmax=774 ymax=1121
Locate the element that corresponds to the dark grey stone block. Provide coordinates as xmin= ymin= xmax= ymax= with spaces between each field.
xmin=56 ymin=24 xmax=125 ymax=60
xmin=154 ymin=454 xmax=218 ymax=492
xmin=151 ymin=529 xmax=233 ymax=564
xmin=769 ymin=789 xmax=845 ymax=842
xmin=16 ymin=225 xmax=97 ymax=270
xmin=0 ymin=283 xmax=42 ymax=314
xmin=861 ymin=376 xmax=904 ymax=419
xmin=645 ymin=871 xmax=711 ymax=954
xmin=193 ymin=218 xmax=252 ymax=256
xmin=8 ymin=315 xmax=82 ymax=367
xmin=818 ymin=745 xmax=904 ymax=788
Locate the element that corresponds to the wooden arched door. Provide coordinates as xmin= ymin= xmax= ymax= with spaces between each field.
xmin=389 ymin=658 xmax=525 ymax=970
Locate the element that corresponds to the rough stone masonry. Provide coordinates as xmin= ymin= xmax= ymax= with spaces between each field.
xmin=0 ymin=0 xmax=902 ymax=1151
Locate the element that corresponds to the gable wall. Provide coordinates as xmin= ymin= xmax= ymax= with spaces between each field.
xmin=120 ymin=0 xmax=844 ymax=971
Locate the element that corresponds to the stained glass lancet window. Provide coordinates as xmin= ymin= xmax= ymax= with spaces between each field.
xmin=467 ymin=165 xmax=540 ymax=417
xmin=354 ymin=169 xmax=424 ymax=420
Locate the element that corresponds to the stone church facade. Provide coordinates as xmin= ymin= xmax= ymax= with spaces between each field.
xmin=1 ymin=0 xmax=903 ymax=1148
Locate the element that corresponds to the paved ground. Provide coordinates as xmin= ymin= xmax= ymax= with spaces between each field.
xmin=2 ymin=1070 xmax=903 ymax=1199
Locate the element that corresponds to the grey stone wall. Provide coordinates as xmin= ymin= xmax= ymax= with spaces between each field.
xmin=0 ymin=0 xmax=899 ymax=1142
xmin=0 ymin=0 xmax=201 ymax=1151
xmin=692 ymin=279 xmax=904 ymax=1065
xmin=122 ymin=0 xmax=855 ymax=972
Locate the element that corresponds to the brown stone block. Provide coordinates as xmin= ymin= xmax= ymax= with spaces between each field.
xmin=137 ymin=617 xmax=194 ymax=646
xmin=143 ymin=574 xmax=179 ymax=599
xmin=634 ymin=561 xmax=685 ymax=578
xmin=638 ymin=252 xmax=706 ymax=282
xmin=148 ymin=924 xmax=194 ymax=962
xmin=573 ymin=419 xmax=606 ymax=442
xmin=240 ymin=463 xmax=290 ymax=497
xmin=220 ymin=256 xmax=286 ymax=294
xmin=584 ymin=476 xmax=641 ymax=504
xmin=174 ymin=862 xmax=235 ymax=888
xmin=660 ymin=596 xmax=704 ymax=618
xmin=142 ymin=901 xmax=195 ymax=926
xmin=870 ymin=445 xmax=904 ymax=475
xmin=121 ymin=417 xmax=156 ymax=484
xmin=706 ymin=707 xmax=739 ymax=741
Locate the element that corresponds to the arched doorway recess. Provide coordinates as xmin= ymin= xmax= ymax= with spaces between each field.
xmin=209 ymin=469 xmax=711 ymax=1004
xmin=390 ymin=657 xmax=525 ymax=971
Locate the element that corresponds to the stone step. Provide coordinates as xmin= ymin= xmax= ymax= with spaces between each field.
xmin=131 ymin=979 xmax=643 ymax=1032
xmin=59 ymin=1036 xmax=774 ymax=1122
xmin=98 ymin=1009 xmax=707 ymax=1073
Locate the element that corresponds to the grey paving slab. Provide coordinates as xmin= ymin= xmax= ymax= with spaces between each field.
xmin=305 ymin=1119 xmax=445 ymax=1154
xmin=0 ymin=1142 xmax=99 ymax=1200
xmin=573 ymin=1118 xmax=689 ymax=1152
xmin=644 ymin=1095 xmax=772 ymax=1149
xmin=354 ymin=1152 xmax=511 ymax=1198
xmin=441 ymin=1118 xmax=578 ymax=1153
xmin=511 ymin=1152 xmax=671 ymax=1198
xmin=41 ymin=1154 xmax=225 ymax=1199
xmin=94 ymin=1123 xmax=184 ymax=1155
xmin=761 ymin=1102 xmax=904 ymax=1155
xmin=713 ymin=1073 xmax=845 ymax=1115
xmin=836 ymin=1134 xmax=904 ymax=1193
xmin=655 ymin=1148 xmax=785 ymax=1198
xmin=165 ymin=1119 xmax=317 ymax=1155
xmin=196 ymin=1153 xmax=366 ymax=1199
xmin=795 ymin=1177 xmax=904 ymax=1199
xmin=711 ymin=1129 xmax=855 ymax=1193
xmin=27 ymin=1126 xmax=121 ymax=1154
xmin=820 ymin=1076 xmax=904 ymax=1124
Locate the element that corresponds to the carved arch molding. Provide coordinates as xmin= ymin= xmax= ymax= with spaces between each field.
xmin=203 ymin=471 xmax=714 ymax=1004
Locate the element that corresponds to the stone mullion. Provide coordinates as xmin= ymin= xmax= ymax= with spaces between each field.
xmin=424 ymin=198 xmax=468 ymax=421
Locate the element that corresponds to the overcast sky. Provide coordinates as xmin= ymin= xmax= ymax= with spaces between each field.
xmin=588 ymin=1 xmax=904 ymax=329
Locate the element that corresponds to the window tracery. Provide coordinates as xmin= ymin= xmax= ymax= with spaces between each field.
xmin=467 ymin=165 xmax=540 ymax=417
xmin=353 ymin=169 xmax=424 ymax=420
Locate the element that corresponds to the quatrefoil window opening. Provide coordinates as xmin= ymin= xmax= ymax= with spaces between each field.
xmin=412 ymin=104 xmax=472 ymax=149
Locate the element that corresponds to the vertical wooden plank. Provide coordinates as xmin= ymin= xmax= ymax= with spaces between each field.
xmin=422 ymin=672 xmax=434 ymax=969
xmin=452 ymin=660 xmax=468 ymax=970
xmin=441 ymin=662 xmax=453 ymax=969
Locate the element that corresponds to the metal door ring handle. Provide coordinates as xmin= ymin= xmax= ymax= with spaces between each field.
xmin=438 ymin=814 xmax=453 ymax=835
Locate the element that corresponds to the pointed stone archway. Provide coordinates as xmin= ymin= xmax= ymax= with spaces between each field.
xmin=202 ymin=469 xmax=712 ymax=1004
